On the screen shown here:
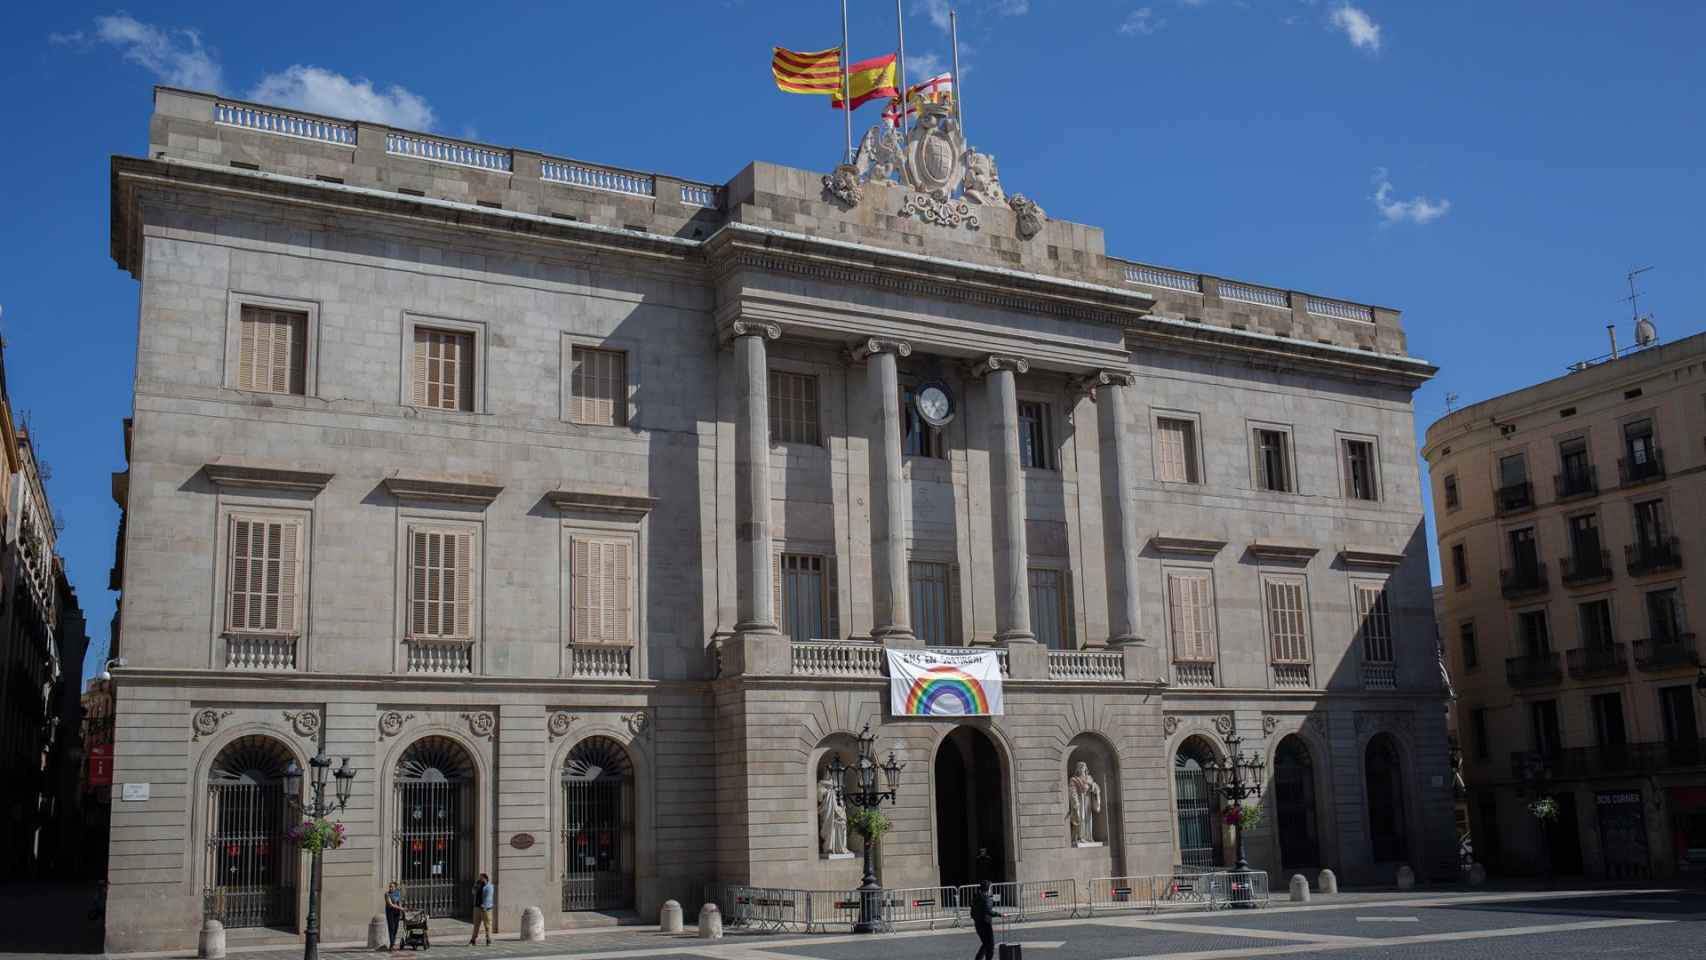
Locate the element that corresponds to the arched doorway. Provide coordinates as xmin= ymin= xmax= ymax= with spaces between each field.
xmin=935 ymin=726 xmax=1009 ymax=888
xmin=204 ymin=736 xmax=299 ymax=929
xmin=561 ymin=737 xmax=635 ymax=912
xmin=1274 ymin=736 xmax=1321 ymax=870
xmin=394 ymin=737 xmax=477 ymax=917
xmin=1365 ymin=733 xmax=1408 ymax=863
xmin=1173 ymin=737 xmax=1222 ymax=869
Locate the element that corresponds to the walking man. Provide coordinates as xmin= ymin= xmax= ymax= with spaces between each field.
xmin=470 ymin=873 xmax=495 ymax=945
xmin=970 ymin=878 xmax=1001 ymax=960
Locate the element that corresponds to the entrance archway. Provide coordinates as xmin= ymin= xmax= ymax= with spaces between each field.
xmin=561 ymin=737 xmax=635 ymax=911
xmin=394 ymin=736 xmax=477 ymax=917
xmin=204 ymin=735 xmax=299 ymax=929
xmin=1365 ymin=733 xmax=1408 ymax=863
xmin=1273 ymin=735 xmax=1321 ymax=869
xmin=934 ymin=726 xmax=1009 ymax=888
xmin=1173 ymin=737 xmax=1222 ymax=869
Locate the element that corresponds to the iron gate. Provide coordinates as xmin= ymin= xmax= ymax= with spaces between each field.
xmin=1174 ymin=752 xmax=1218 ymax=869
xmin=562 ymin=737 xmax=632 ymax=911
xmin=204 ymin=738 xmax=298 ymax=929
xmin=394 ymin=738 xmax=476 ymax=918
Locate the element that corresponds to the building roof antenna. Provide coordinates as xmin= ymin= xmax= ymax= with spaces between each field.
xmin=1622 ymin=265 xmax=1654 ymax=325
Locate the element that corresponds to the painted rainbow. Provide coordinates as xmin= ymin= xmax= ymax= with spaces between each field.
xmin=903 ymin=665 xmax=992 ymax=716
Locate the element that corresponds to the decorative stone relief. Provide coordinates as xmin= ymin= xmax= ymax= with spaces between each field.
xmin=1213 ymin=715 xmax=1236 ymax=736
xmin=624 ymin=711 xmax=651 ymax=741
xmin=547 ymin=711 xmax=578 ymax=740
xmin=283 ymin=710 xmax=321 ymax=739
xmin=962 ymin=152 xmax=1006 ymax=206
xmin=191 ymin=708 xmax=234 ymax=741
xmin=1262 ymin=715 xmax=1279 ymax=736
xmin=1354 ymin=711 xmax=1413 ymax=736
xmin=821 ymin=164 xmax=863 ymax=209
xmin=1008 ymin=194 xmax=1046 ymax=241
xmin=1162 ymin=715 xmax=1180 ymax=736
xmin=900 ymin=193 xmax=980 ymax=230
xmin=462 ymin=711 xmax=497 ymax=742
xmin=378 ymin=711 xmax=415 ymax=740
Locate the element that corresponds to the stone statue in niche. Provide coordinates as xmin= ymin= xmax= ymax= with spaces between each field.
xmin=818 ymin=772 xmax=851 ymax=858
xmin=1067 ymin=761 xmax=1103 ymax=846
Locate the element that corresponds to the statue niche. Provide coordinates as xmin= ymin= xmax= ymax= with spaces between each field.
xmin=1066 ymin=760 xmax=1104 ymax=847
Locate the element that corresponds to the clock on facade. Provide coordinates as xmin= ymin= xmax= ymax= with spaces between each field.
xmin=914 ymin=381 xmax=955 ymax=428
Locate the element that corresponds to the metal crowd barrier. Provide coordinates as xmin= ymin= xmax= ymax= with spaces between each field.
xmin=723 ymin=885 xmax=818 ymax=931
xmin=881 ymin=885 xmax=968 ymax=928
xmin=1088 ymin=870 xmax=1270 ymax=914
xmin=1220 ymin=870 xmax=1270 ymax=909
xmin=962 ymin=879 xmax=1079 ymax=923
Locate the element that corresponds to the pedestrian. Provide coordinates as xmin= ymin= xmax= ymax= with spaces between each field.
xmin=469 ymin=873 xmax=495 ymax=945
xmin=383 ymin=881 xmax=404 ymax=951
xmin=970 ymin=877 xmax=1002 ymax=960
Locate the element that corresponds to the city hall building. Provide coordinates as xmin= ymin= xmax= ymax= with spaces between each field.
xmin=104 ymin=86 xmax=1450 ymax=951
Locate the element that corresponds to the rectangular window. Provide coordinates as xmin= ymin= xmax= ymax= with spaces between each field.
xmin=1633 ymin=499 xmax=1666 ymax=548
xmin=909 ymin=561 xmax=958 ymax=646
xmin=1508 ymin=527 xmax=1539 ymax=574
xmin=1264 ymin=578 xmax=1310 ymax=664
xmin=1531 ymin=699 xmax=1562 ymax=756
xmin=568 ymin=346 xmax=627 ymax=427
xmin=407 ymin=527 xmax=474 ymax=639
xmin=1647 ymin=588 xmax=1685 ymax=642
xmin=1660 ymin=685 xmax=1698 ymax=742
xmin=1579 ymin=599 xmax=1615 ymax=648
xmin=1499 ymin=452 xmax=1529 ymax=487
xmin=768 ymin=371 xmax=821 ymax=445
xmin=1451 ymin=543 xmax=1468 ymax=587
xmin=1443 ymin=473 xmax=1460 ymax=510
xmin=776 ymin=553 xmax=835 ymax=641
xmin=1254 ymin=428 xmax=1292 ymax=492
xmin=1592 ymin=693 xmax=1627 ymax=748
xmin=1355 ymin=583 xmax=1393 ymax=663
xmin=237 ymin=306 xmax=307 ymax=395
xmin=901 ymin=385 xmax=947 ymax=459
xmin=1027 ymin=568 xmax=1070 ymax=650
xmin=1018 ymin=401 xmax=1054 ymax=470
xmin=1568 ymin=513 xmax=1602 ymax=561
xmin=1559 ymin=437 xmax=1591 ymax=493
xmin=1167 ymin=572 xmax=1217 ymax=662
xmin=1342 ymin=438 xmax=1378 ymax=500
xmin=1460 ymin=621 xmax=1478 ymax=669
xmin=570 ymin=536 xmax=632 ymax=644
xmin=226 ymin=516 xmax=302 ymax=634
xmin=412 ymin=327 xmax=475 ymax=411
xmin=1624 ymin=418 xmax=1655 ymax=466
xmin=1472 ymin=707 xmax=1489 ymax=759
xmin=1518 ymin=609 xmax=1551 ymax=656
xmin=1156 ymin=417 xmax=1200 ymax=483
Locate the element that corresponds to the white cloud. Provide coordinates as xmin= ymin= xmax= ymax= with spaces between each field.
xmin=248 ymin=66 xmax=436 ymax=130
xmin=59 ymin=13 xmax=223 ymax=90
xmin=1328 ymin=3 xmax=1382 ymax=52
xmin=906 ymin=51 xmax=950 ymax=81
xmin=1371 ymin=168 xmax=1450 ymax=225
xmin=914 ymin=0 xmax=952 ymax=32
xmin=1119 ymin=8 xmax=1165 ymax=35
xmin=989 ymin=0 xmax=1030 ymax=14
xmin=913 ymin=0 xmax=1027 ymax=34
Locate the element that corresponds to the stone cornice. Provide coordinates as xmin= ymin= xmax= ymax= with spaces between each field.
xmin=967 ymin=354 xmax=1031 ymax=378
xmin=202 ymin=462 xmax=334 ymax=494
xmin=381 ymin=475 xmax=504 ymax=506
xmin=1149 ymin=534 xmax=1228 ymax=557
xmin=1247 ymin=541 xmax=1321 ymax=564
xmin=1340 ymin=545 xmax=1406 ymax=569
xmin=546 ymin=489 xmax=658 ymax=519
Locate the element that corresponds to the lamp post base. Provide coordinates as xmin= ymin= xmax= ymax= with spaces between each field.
xmin=852 ymin=879 xmax=887 ymax=934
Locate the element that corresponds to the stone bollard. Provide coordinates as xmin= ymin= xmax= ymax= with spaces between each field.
xmin=1466 ymin=863 xmax=1487 ymax=887
xmin=1317 ymin=869 xmax=1338 ymax=895
xmin=521 ymin=906 xmax=545 ymax=942
xmin=1289 ymin=874 xmax=1311 ymax=903
xmin=1396 ymin=865 xmax=1416 ymax=890
xmin=660 ymin=899 xmax=684 ymax=934
xmin=197 ymin=919 xmax=226 ymax=960
xmin=367 ymin=915 xmax=388 ymax=950
xmin=697 ymin=903 xmax=723 ymax=939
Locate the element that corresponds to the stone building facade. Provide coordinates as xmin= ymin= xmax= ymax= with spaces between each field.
xmin=104 ymin=86 xmax=1449 ymax=951
xmin=1425 ymin=330 xmax=1706 ymax=880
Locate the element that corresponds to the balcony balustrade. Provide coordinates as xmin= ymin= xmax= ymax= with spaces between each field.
xmin=1272 ymin=662 xmax=1312 ymax=688
xmin=1505 ymin=651 xmax=1562 ymax=688
xmin=1554 ymin=465 xmax=1598 ymax=500
xmin=1625 ymin=536 xmax=1682 ymax=577
xmin=1495 ymin=480 xmax=1534 ymax=515
xmin=1172 ymin=660 xmax=1217 ymax=687
xmin=567 ymin=643 xmax=634 ymax=679
xmin=1047 ymin=650 xmax=1124 ymax=681
xmin=1560 ymin=549 xmax=1613 ymax=587
xmin=226 ymin=634 xmax=297 ymax=671
xmin=1500 ymin=562 xmax=1550 ymax=599
xmin=1618 ymin=448 xmax=1666 ymax=486
xmin=1360 ymin=661 xmax=1397 ymax=690
xmin=1632 ymin=633 xmax=1699 ymax=672
xmin=1565 ymin=643 xmax=1627 ymax=680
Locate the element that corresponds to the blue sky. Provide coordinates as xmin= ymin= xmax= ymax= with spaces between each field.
xmin=3 ymin=1 xmax=1703 ymax=684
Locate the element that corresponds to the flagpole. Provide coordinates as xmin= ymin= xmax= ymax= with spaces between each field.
xmin=841 ymin=0 xmax=854 ymax=163
xmin=895 ymin=0 xmax=909 ymax=134
xmin=950 ymin=8 xmax=964 ymax=139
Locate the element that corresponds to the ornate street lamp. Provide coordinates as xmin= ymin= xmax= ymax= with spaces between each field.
xmin=1204 ymin=733 xmax=1265 ymax=871
xmin=284 ymin=754 xmax=357 ymax=960
xmin=827 ymin=722 xmax=905 ymax=933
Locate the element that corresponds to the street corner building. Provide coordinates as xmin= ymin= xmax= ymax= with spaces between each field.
xmin=104 ymin=86 xmax=1451 ymax=951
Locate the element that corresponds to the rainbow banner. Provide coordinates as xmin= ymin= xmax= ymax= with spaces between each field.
xmin=887 ymin=649 xmax=1004 ymax=718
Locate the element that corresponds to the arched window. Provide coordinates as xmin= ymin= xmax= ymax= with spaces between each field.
xmin=1173 ymin=736 xmax=1223 ymax=869
xmin=205 ymin=736 xmax=298 ymax=929
xmin=562 ymin=737 xmax=634 ymax=911
xmin=394 ymin=737 xmax=477 ymax=918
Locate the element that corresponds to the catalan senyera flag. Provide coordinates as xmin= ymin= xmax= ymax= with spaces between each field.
xmin=831 ymin=53 xmax=899 ymax=111
xmin=772 ymin=46 xmax=844 ymax=96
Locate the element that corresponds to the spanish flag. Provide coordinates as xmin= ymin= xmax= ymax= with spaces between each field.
xmin=831 ymin=54 xmax=899 ymax=111
xmin=772 ymin=46 xmax=844 ymax=96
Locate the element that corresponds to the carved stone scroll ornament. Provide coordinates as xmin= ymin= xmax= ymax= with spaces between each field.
xmin=1008 ymin=193 xmax=1046 ymax=241
xmin=1262 ymin=715 xmax=1279 ymax=736
xmin=547 ymin=711 xmax=578 ymax=740
xmin=191 ymin=709 xmax=234 ymax=741
xmin=378 ymin=711 xmax=415 ymax=740
xmin=822 ymin=164 xmax=863 ymax=210
xmin=900 ymin=193 xmax=980 ymax=231
xmin=462 ymin=711 xmax=497 ymax=742
xmin=283 ymin=710 xmax=321 ymax=739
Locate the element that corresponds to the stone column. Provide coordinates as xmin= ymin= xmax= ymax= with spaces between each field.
xmin=973 ymin=355 xmax=1034 ymax=645
xmin=852 ymin=338 xmax=914 ymax=642
xmin=731 ymin=320 xmax=781 ymax=635
xmin=1078 ymin=369 xmax=1143 ymax=646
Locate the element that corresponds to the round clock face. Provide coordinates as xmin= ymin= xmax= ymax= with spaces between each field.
xmin=915 ymin=383 xmax=955 ymax=427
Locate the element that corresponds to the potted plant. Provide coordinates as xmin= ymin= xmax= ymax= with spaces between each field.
xmin=287 ymin=817 xmax=347 ymax=855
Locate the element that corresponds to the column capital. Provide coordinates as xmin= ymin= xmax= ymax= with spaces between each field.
xmin=845 ymin=337 xmax=913 ymax=363
xmin=967 ymin=354 xmax=1030 ymax=379
xmin=718 ymin=318 xmax=781 ymax=344
xmin=1070 ymin=368 xmax=1136 ymax=401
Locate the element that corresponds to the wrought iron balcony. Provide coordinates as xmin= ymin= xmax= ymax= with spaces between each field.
xmin=1618 ymin=448 xmax=1666 ymax=486
xmin=1625 ymin=536 xmax=1682 ymax=577
xmin=1505 ymin=651 xmax=1562 ymax=689
xmin=1495 ymin=480 xmax=1534 ymax=516
xmin=1633 ymin=633 xmax=1699 ymax=672
xmin=1560 ymin=549 xmax=1613 ymax=587
xmin=1554 ymin=465 xmax=1599 ymax=501
xmin=1500 ymin=562 xmax=1550 ymax=599
xmin=1565 ymin=643 xmax=1627 ymax=680
xmin=1512 ymin=738 xmax=1706 ymax=781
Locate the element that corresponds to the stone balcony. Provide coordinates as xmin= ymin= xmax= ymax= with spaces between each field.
xmin=778 ymin=639 xmax=1148 ymax=682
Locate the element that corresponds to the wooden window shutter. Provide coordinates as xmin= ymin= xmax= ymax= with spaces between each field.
xmin=825 ymin=555 xmax=839 ymax=639
xmin=412 ymin=329 xmax=430 ymax=406
xmin=613 ymin=539 xmax=632 ymax=643
xmin=571 ymin=537 xmax=590 ymax=642
xmin=228 ymin=518 xmax=253 ymax=631
xmin=1339 ymin=440 xmax=1355 ymax=498
xmin=948 ymin=563 xmax=963 ymax=644
xmin=453 ymin=531 xmax=473 ymax=638
xmin=239 ymin=313 xmax=258 ymax=390
xmin=1167 ymin=574 xmax=1186 ymax=659
xmin=772 ymin=550 xmax=784 ymax=631
xmin=277 ymin=521 xmax=299 ymax=633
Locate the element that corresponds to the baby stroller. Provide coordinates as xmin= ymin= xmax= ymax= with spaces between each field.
xmin=400 ymin=910 xmax=431 ymax=950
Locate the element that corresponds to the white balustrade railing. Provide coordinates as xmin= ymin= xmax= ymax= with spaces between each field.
xmin=679 ymin=183 xmax=720 ymax=207
xmin=407 ymin=638 xmax=475 ymax=674
xmin=1361 ymin=661 xmax=1397 ymax=690
xmin=386 ymin=133 xmax=512 ymax=172
xmin=226 ymin=634 xmax=296 ymax=671
xmin=1122 ymin=263 xmax=1203 ymax=294
xmin=1172 ymin=660 xmax=1217 ymax=688
xmin=1048 ymin=650 xmax=1124 ymax=681
xmin=1216 ymin=280 xmax=1290 ymax=309
xmin=540 ymin=159 xmax=654 ymax=197
xmin=1272 ymin=662 xmax=1312 ymax=688
xmin=568 ymin=643 xmax=633 ymax=679
xmin=1306 ymin=296 xmax=1374 ymax=323
xmin=791 ymin=640 xmax=883 ymax=677
xmin=215 ymin=103 xmax=356 ymax=145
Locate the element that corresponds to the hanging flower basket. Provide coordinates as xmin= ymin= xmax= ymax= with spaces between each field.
xmin=848 ymin=807 xmax=891 ymax=843
xmin=1527 ymin=797 xmax=1558 ymax=823
xmin=1223 ymin=805 xmax=1263 ymax=831
xmin=287 ymin=818 xmax=347 ymax=854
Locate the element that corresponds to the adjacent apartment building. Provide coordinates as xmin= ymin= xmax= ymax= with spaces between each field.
xmin=1425 ymin=328 xmax=1706 ymax=880
xmin=104 ymin=86 xmax=1450 ymax=951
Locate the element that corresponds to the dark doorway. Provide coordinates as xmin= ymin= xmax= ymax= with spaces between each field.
xmin=1174 ymin=737 xmax=1222 ymax=869
xmin=203 ymin=736 xmax=299 ymax=930
xmin=394 ymin=737 xmax=477 ymax=918
xmin=1274 ymin=736 xmax=1320 ymax=870
xmin=562 ymin=737 xmax=635 ymax=911
xmin=1365 ymin=734 xmax=1408 ymax=863
xmin=934 ymin=726 xmax=1008 ymax=888
xmin=1545 ymin=792 xmax=1584 ymax=875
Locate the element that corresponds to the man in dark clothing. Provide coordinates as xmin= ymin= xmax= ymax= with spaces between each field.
xmin=970 ymin=878 xmax=1001 ymax=960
